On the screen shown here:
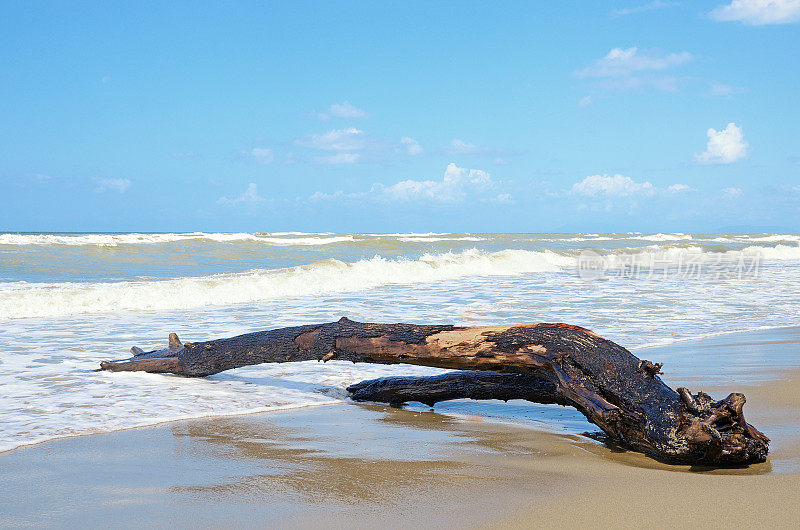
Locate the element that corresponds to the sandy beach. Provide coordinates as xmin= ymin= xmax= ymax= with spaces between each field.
xmin=4 ymin=0 xmax=800 ymax=526
xmin=1 ymin=326 xmax=799 ymax=529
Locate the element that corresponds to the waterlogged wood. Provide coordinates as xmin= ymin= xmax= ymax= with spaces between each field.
xmin=99 ymin=318 xmax=769 ymax=465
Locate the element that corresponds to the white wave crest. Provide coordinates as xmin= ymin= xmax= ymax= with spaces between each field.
xmin=542 ymin=233 xmax=692 ymax=243
xmin=397 ymin=236 xmax=486 ymax=242
xmin=0 ymin=249 xmax=572 ymax=319
xmin=597 ymin=244 xmax=800 ymax=267
xmin=366 ymin=232 xmax=451 ymax=237
xmin=746 ymin=234 xmax=800 ymax=243
xmin=742 ymin=244 xmax=800 ymax=260
xmin=630 ymin=233 xmax=693 ymax=242
xmin=0 ymin=232 xmax=357 ymax=247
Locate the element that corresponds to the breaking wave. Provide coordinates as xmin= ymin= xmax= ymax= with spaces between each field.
xmin=3 ymin=243 xmax=799 ymax=319
xmin=598 ymin=244 xmax=800 ymax=265
xmin=0 ymin=249 xmax=572 ymax=319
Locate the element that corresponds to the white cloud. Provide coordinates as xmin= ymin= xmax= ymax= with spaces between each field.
xmin=576 ymin=47 xmax=692 ymax=92
xmin=217 ymin=183 xmax=264 ymax=205
xmin=449 ymin=138 xmax=480 ymax=154
xmin=310 ymin=163 xmax=495 ymax=203
xmin=249 ymin=147 xmax=274 ymax=165
xmin=443 ymin=138 xmax=511 ymax=158
xmin=446 ymin=138 xmax=510 ymax=157
xmin=401 ymin=136 xmax=423 ymax=155
xmin=488 ymin=193 xmax=514 ymax=204
xmin=578 ymin=96 xmax=594 ymax=107
xmin=378 ymin=163 xmax=492 ymax=202
xmin=610 ymin=1 xmax=681 ymax=18
xmin=94 ymin=178 xmax=131 ymax=193
xmin=695 ymin=122 xmax=749 ymax=164
xmin=316 ymin=102 xmax=369 ymax=120
xmin=723 ymin=187 xmax=743 ymax=197
xmin=315 ymin=153 xmax=360 ymax=164
xmin=576 ymin=47 xmax=692 ymax=78
xmin=309 ymin=190 xmax=343 ymax=201
xmin=668 ymin=183 xmax=695 ymax=192
xmin=571 ymin=174 xmax=655 ymax=197
xmin=330 ymin=102 xmax=368 ymax=119
xmin=295 ymin=128 xmax=365 ymax=152
xmin=710 ymin=0 xmax=800 ymax=25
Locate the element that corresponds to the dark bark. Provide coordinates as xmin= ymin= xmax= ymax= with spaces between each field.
xmin=99 ymin=317 xmax=769 ymax=465
xmin=347 ymin=371 xmax=569 ymax=408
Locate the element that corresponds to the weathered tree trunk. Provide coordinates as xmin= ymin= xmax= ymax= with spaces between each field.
xmin=99 ymin=317 xmax=769 ymax=465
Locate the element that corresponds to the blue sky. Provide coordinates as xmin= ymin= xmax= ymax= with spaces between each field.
xmin=1 ymin=0 xmax=799 ymax=233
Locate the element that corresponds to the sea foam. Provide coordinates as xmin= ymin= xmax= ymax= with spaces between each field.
xmin=4 ymin=243 xmax=799 ymax=319
xmin=0 ymin=249 xmax=572 ymax=319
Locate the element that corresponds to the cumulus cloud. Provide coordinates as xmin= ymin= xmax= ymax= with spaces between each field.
xmin=568 ymin=175 xmax=697 ymax=214
xmin=710 ymin=0 xmax=800 ymax=25
xmin=609 ymin=1 xmax=681 ymax=18
xmin=295 ymin=128 xmax=365 ymax=152
xmin=401 ymin=136 xmax=423 ymax=155
xmin=377 ymin=163 xmax=491 ymax=202
xmin=316 ymin=102 xmax=369 ymax=120
xmin=310 ymin=163 xmax=494 ymax=203
xmin=695 ymin=123 xmax=748 ymax=164
xmin=723 ymin=187 xmax=743 ymax=197
xmin=94 ymin=178 xmax=131 ymax=193
xmin=571 ymin=174 xmax=655 ymax=197
xmin=217 ymin=183 xmax=264 ymax=205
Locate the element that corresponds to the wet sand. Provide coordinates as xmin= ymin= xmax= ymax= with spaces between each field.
xmin=1 ymin=327 xmax=799 ymax=528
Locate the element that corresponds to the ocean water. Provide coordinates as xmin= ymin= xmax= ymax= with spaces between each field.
xmin=1 ymin=232 xmax=800 ymax=452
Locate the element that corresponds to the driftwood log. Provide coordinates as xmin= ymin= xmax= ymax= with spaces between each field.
xmin=99 ymin=318 xmax=769 ymax=465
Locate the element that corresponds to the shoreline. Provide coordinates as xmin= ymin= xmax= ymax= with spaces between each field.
xmin=2 ymin=324 xmax=799 ymax=457
xmin=1 ymin=326 xmax=799 ymax=527
xmin=630 ymin=322 xmax=799 ymax=350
